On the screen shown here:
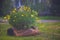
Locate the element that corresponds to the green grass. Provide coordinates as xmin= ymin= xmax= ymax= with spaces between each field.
xmin=40 ymin=16 xmax=60 ymax=20
xmin=0 ymin=22 xmax=60 ymax=40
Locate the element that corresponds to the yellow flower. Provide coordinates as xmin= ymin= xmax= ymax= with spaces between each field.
xmin=28 ymin=7 xmax=30 ymax=10
xmin=31 ymin=15 xmax=34 ymax=17
xmin=24 ymin=6 xmax=27 ymax=11
xmin=21 ymin=14 xmax=24 ymax=16
xmin=12 ymin=10 xmax=16 ymax=13
xmin=4 ymin=17 xmax=7 ymax=19
xmin=7 ymin=15 xmax=10 ymax=20
xmin=19 ymin=6 xmax=31 ymax=12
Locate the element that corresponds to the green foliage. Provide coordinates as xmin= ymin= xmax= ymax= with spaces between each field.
xmin=9 ymin=6 xmax=39 ymax=30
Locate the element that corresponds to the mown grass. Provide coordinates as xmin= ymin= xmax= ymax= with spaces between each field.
xmin=40 ymin=16 xmax=60 ymax=20
xmin=0 ymin=22 xmax=60 ymax=40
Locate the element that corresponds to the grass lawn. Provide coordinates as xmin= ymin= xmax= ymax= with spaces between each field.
xmin=40 ymin=16 xmax=60 ymax=20
xmin=0 ymin=22 xmax=60 ymax=40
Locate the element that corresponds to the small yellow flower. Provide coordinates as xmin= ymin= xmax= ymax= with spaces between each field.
xmin=21 ymin=14 xmax=24 ymax=16
xmin=31 ymin=15 xmax=34 ymax=17
xmin=4 ymin=17 xmax=7 ymax=19
xmin=28 ymin=7 xmax=30 ymax=10
xmin=24 ymin=6 xmax=27 ymax=11
xmin=7 ymin=15 xmax=10 ymax=20
xmin=12 ymin=10 xmax=16 ymax=13
xmin=13 ymin=20 xmax=15 ymax=22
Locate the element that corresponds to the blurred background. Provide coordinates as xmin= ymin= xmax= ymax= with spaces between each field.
xmin=0 ymin=0 xmax=60 ymax=19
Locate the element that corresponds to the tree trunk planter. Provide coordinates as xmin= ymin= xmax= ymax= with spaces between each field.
xmin=7 ymin=26 xmax=40 ymax=36
xmin=7 ymin=6 xmax=39 ymax=36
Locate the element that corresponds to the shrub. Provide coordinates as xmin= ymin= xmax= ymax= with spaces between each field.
xmin=4 ymin=6 xmax=39 ymax=30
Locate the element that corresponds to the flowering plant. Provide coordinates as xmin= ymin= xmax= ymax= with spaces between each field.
xmin=4 ymin=6 xmax=39 ymax=30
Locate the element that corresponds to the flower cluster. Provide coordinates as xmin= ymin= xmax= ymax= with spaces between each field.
xmin=12 ymin=8 xmax=17 ymax=13
xmin=4 ymin=15 xmax=10 ymax=20
xmin=19 ymin=6 xmax=31 ymax=12
xmin=4 ymin=6 xmax=39 ymax=30
xmin=4 ymin=6 xmax=39 ymax=21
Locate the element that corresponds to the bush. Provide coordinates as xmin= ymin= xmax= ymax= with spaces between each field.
xmin=5 ymin=6 xmax=39 ymax=30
